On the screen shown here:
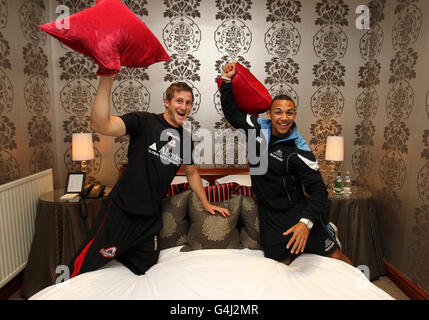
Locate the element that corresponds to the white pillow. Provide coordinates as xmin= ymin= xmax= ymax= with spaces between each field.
xmin=171 ymin=176 xmax=209 ymax=187
xmin=215 ymin=175 xmax=252 ymax=186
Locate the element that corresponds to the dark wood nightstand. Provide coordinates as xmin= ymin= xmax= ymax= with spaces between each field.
xmin=20 ymin=189 xmax=108 ymax=299
xmin=324 ymin=187 xmax=385 ymax=281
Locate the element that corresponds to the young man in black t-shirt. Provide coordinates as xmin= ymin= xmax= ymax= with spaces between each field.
xmin=68 ymin=75 xmax=230 ymax=278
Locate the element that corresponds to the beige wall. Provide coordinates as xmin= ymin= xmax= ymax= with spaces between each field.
xmin=1 ymin=0 xmax=427 ymax=295
xmin=371 ymin=0 xmax=429 ymax=294
xmin=0 ymin=0 xmax=57 ymax=185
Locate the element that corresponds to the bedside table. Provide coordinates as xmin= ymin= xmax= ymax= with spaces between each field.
xmin=324 ymin=187 xmax=385 ymax=281
xmin=20 ymin=189 xmax=108 ymax=299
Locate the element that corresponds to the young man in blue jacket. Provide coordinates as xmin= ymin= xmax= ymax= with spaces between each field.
xmin=220 ymin=62 xmax=352 ymax=266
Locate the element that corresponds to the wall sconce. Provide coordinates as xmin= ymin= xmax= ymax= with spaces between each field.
xmin=72 ymin=133 xmax=94 ymax=173
xmin=325 ymin=136 xmax=344 ymax=191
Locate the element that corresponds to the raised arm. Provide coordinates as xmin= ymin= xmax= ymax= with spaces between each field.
xmin=220 ymin=63 xmax=259 ymax=131
xmin=90 ymin=75 xmax=126 ymax=137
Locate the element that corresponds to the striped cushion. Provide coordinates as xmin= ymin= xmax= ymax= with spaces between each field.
xmin=204 ymin=182 xmax=238 ymax=202
xmin=234 ymin=185 xmax=256 ymax=198
xmin=166 ymin=182 xmax=190 ymax=197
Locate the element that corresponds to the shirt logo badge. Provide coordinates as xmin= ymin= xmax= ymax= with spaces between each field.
xmin=99 ymin=246 xmax=117 ymax=258
xmin=149 ymin=142 xmax=157 ymax=151
xmin=269 ymin=149 xmax=284 ymax=161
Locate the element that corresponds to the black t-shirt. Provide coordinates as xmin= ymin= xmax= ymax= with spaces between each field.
xmin=111 ymin=112 xmax=194 ymax=215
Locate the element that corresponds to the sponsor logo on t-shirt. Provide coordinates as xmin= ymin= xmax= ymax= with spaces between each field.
xmin=99 ymin=246 xmax=117 ymax=258
xmin=148 ymin=140 xmax=182 ymax=166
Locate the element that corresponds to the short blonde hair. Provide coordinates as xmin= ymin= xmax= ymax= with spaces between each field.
xmin=165 ymin=82 xmax=194 ymax=102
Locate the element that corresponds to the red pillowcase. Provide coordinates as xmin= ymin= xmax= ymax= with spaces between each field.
xmin=217 ymin=63 xmax=272 ymax=115
xmin=40 ymin=0 xmax=170 ymax=75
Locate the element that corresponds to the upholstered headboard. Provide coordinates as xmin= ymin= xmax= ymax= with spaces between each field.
xmin=175 ymin=167 xmax=250 ymax=185
xmin=119 ymin=163 xmax=250 ymax=185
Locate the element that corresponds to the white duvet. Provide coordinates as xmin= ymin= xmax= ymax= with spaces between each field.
xmin=30 ymin=246 xmax=393 ymax=300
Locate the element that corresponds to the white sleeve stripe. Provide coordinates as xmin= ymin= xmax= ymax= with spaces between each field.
xmin=297 ymin=154 xmax=319 ymax=171
xmin=246 ymin=114 xmax=254 ymax=127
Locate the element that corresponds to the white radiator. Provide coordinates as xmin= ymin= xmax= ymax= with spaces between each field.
xmin=0 ymin=168 xmax=53 ymax=289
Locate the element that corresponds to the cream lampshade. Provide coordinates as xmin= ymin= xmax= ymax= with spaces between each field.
xmin=72 ymin=133 xmax=94 ymax=172
xmin=325 ymin=136 xmax=344 ymax=161
xmin=325 ymin=136 xmax=344 ymax=191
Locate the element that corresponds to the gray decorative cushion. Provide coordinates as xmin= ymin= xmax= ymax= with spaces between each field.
xmin=181 ymin=192 xmax=243 ymax=252
xmin=159 ymin=190 xmax=192 ymax=250
xmin=239 ymin=196 xmax=261 ymax=250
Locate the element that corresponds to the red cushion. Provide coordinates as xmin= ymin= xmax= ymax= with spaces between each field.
xmin=217 ymin=63 xmax=272 ymax=115
xmin=40 ymin=0 xmax=170 ymax=75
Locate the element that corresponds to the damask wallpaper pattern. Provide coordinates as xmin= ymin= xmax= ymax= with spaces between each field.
xmin=264 ymin=1 xmax=301 ymax=115
xmin=353 ymin=0 xmax=385 ymax=188
xmin=0 ymin=0 xmax=18 ymax=184
xmin=0 ymin=0 xmax=56 ymax=185
xmin=212 ymin=0 xmax=252 ymax=166
xmin=309 ymin=0 xmax=349 ymax=182
xmin=0 ymin=0 xmax=428 ymax=294
xmin=21 ymin=1 xmax=55 ymax=175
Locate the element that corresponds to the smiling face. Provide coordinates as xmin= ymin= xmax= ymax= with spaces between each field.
xmin=163 ymin=89 xmax=193 ymax=128
xmin=267 ymin=98 xmax=297 ymax=138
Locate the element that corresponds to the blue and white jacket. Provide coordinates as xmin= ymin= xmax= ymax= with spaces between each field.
xmin=220 ymin=82 xmax=328 ymax=223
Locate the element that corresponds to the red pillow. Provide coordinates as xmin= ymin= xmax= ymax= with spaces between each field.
xmin=217 ymin=63 xmax=272 ymax=115
xmin=40 ymin=0 xmax=170 ymax=75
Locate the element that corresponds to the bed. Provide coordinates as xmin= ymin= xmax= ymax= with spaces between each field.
xmin=30 ymin=168 xmax=393 ymax=300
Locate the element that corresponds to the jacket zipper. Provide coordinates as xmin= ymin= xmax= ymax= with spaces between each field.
xmin=282 ymin=177 xmax=291 ymax=201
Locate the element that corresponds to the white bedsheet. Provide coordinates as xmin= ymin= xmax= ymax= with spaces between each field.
xmin=30 ymin=246 xmax=393 ymax=300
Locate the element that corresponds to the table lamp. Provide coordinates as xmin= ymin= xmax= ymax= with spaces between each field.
xmin=72 ymin=133 xmax=94 ymax=173
xmin=325 ymin=136 xmax=344 ymax=191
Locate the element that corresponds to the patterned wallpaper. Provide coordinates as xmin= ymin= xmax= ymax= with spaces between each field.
xmin=0 ymin=0 xmax=18 ymax=184
xmin=378 ymin=0 xmax=428 ymax=294
xmin=353 ymin=1 xmax=385 ymax=188
xmin=309 ymin=0 xmax=349 ymax=181
xmin=0 ymin=0 xmax=428 ymax=294
xmin=0 ymin=0 xmax=56 ymax=185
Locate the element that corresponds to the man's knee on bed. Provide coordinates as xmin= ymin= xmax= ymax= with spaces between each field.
xmin=328 ymin=248 xmax=342 ymax=259
xmin=327 ymin=248 xmax=353 ymax=265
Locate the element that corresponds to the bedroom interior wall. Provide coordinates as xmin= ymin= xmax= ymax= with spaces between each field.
xmin=370 ymin=0 xmax=429 ymax=295
xmin=0 ymin=0 xmax=58 ymax=186
xmin=1 ymin=0 xmax=427 ymax=295
xmin=47 ymin=0 xmax=375 ymax=188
